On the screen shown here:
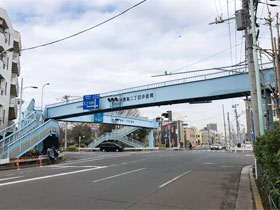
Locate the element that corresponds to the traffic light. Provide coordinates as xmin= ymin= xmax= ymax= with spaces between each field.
xmin=161 ymin=111 xmax=172 ymax=121
xmin=107 ymin=97 xmax=119 ymax=102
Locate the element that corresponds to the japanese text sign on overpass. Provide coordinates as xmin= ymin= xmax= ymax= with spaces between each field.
xmin=83 ymin=94 xmax=100 ymax=110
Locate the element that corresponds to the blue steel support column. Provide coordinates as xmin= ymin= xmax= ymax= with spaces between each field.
xmin=148 ymin=129 xmax=154 ymax=148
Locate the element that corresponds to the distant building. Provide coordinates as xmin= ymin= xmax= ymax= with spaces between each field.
xmin=207 ymin=123 xmax=217 ymax=132
xmin=184 ymin=126 xmax=201 ymax=145
xmin=160 ymin=120 xmax=184 ymax=147
xmin=0 ymin=8 xmax=21 ymax=131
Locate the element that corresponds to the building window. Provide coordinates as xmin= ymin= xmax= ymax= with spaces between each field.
xmin=5 ymin=82 xmax=7 ymax=95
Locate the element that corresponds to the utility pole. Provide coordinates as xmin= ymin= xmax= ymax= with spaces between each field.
xmin=233 ymin=104 xmax=241 ymax=144
xmin=236 ymin=0 xmax=261 ymax=137
xmin=227 ymin=112 xmax=232 ymax=147
xmin=245 ymin=97 xmax=253 ymax=142
xmin=249 ymin=0 xmax=264 ymax=135
xmin=222 ymin=105 xmax=228 ymax=150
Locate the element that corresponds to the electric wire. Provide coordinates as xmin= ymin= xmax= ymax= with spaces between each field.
xmin=218 ymin=0 xmax=223 ymax=16
xmin=213 ymin=0 xmax=219 ymax=16
xmin=170 ymin=41 xmax=244 ymax=74
xmin=127 ymin=0 xmax=236 ymax=72
xmin=227 ymin=0 xmax=233 ymax=65
xmin=234 ymin=0 xmax=238 ymax=64
xmin=21 ymin=0 xmax=147 ymax=51
xmin=151 ymin=61 xmax=247 ymax=77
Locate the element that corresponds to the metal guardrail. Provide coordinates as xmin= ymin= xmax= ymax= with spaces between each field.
xmin=268 ymin=182 xmax=280 ymax=210
xmin=257 ymin=162 xmax=280 ymax=210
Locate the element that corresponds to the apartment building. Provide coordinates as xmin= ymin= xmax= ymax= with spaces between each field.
xmin=184 ymin=126 xmax=201 ymax=145
xmin=0 ymin=8 xmax=21 ymax=131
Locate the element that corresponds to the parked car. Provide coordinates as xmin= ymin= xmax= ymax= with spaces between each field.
xmin=210 ymin=144 xmax=223 ymax=150
xmin=99 ymin=142 xmax=124 ymax=152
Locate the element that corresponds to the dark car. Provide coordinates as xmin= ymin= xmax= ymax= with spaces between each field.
xmin=99 ymin=142 xmax=124 ymax=152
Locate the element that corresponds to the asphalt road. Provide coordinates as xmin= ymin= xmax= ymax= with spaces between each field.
xmin=0 ymin=150 xmax=253 ymax=209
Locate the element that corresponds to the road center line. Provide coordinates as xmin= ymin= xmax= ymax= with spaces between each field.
xmin=92 ymin=168 xmax=146 ymax=183
xmin=159 ymin=171 xmax=191 ymax=188
xmin=0 ymin=166 xmax=106 ymax=187
xmin=0 ymin=176 xmax=24 ymax=182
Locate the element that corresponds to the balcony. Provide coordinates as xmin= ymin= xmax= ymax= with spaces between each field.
xmin=13 ymin=40 xmax=20 ymax=54
xmin=12 ymin=53 xmax=20 ymax=76
xmin=8 ymin=98 xmax=17 ymax=121
xmin=10 ymin=75 xmax=19 ymax=97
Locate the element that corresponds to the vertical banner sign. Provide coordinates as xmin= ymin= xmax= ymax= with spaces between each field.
xmin=94 ymin=113 xmax=104 ymax=123
xmin=83 ymin=94 xmax=100 ymax=110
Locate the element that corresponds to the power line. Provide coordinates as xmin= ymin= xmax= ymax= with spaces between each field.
xmin=151 ymin=61 xmax=246 ymax=77
xmin=170 ymin=42 xmax=244 ymax=74
xmin=21 ymin=0 xmax=147 ymax=51
xmin=226 ymin=0 xmax=233 ymax=65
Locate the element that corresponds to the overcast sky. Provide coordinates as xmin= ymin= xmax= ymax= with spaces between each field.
xmin=1 ymin=0 xmax=278 ymax=134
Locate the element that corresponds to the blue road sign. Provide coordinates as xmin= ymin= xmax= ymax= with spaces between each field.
xmin=94 ymin=113 xmax=103 ymax=123
xmin=83 ymin=94 xmax=100 ymax=110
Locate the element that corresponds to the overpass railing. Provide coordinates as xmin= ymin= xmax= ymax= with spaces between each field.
xmin=46 ymin=63 xmax=273 ymax=108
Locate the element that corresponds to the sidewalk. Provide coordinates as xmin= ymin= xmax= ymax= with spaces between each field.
xmin=235 ymin=165 xmax=264 ymax=210
xmin=0 ymin=154 xmax=64 ymax=170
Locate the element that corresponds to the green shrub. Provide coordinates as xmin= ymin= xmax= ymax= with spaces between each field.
xmin=67 ymin=145 xmax=78 ymax=152
xmin=254 ymin=129 xmax=280 ymax=208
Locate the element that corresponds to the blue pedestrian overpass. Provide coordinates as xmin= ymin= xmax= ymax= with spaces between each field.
xmin=45 ymin=67 xmax=274 ymax=120
xmin=0 ymin=65 xmax=275 ymax=160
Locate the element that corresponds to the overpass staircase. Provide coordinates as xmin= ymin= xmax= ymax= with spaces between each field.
xmin=0 ymin=99 xmax=60 ymax=162
xmin=88 ymin=126 xmax=145 ymax=148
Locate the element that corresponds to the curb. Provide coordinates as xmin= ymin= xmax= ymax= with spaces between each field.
xmin=235 ymin=165 xmax=254 ymax=209
xmin=249 ymin=166 xmax=264 ymax=210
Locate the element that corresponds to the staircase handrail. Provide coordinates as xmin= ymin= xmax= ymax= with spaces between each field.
xmin=123 ymin=136 xmax=146 ymax=147
xmin=88 ymin=132 xmax=145 ymax=148
xmin=0 ymin=111 xmax=36 ymax=139
xmin=88 ymin=132 xmax=108 ymax=147
xmin=0 ymin=119 xmax=59 ymax=159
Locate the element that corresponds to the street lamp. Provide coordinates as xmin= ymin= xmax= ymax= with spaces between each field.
xmin=18 ymin=78 xmax=38 ymax=124
xmin=0 ymin=47 xmax=14 ymax=56
xmin=41 ymin=83 xmax=50 ymax=110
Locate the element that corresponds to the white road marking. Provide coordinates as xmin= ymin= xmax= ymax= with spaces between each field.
xmin=203 ymin=162 xmax=215 ymax=165
xmin=92 ymin=168 xmax=146 ymax=183
xmin=48 ymin=165 xmax=98 ymax=168
xmin=221 ymin=165 xmax=234 ymax=168
xmin=0 ymin=166 xmax=106 ymax=187
xmin=0 ymin=173 xmax=15 ymax=178
xmin=0 ymin=176 xmax=23 ymax=182
xmin=245 ymin=155 xmax=252 ymax=157
xmin=159 ymin=171 xmax=191 ymax=188
xmin=55 ymin=153 xmax=139 ymax=166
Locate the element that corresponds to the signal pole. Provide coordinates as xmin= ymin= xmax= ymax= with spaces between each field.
xmin=233 ymin=104 xmax=241 ymax=144
xmin=222 ymin=105 xmax=228 ymax=149
xmin=227 ymin=112 xmax=232 ymax=147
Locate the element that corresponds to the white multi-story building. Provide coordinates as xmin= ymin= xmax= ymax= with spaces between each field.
xmin=0 ymin=8 xmax=21 ymax=131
